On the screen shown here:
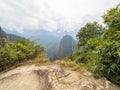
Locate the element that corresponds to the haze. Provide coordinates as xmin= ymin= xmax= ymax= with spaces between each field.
xmin=0 ymin=0 xmax=119 ymax=33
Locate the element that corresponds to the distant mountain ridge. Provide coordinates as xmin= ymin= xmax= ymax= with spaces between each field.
xmin=0 ymin=27 xmax=8 ymax=38
xmin=0 ymin=26 xmax=25 ymax=41
xmin=3 ymin=27 xmax=77 ymax=59
xmin=7 ymin=34 xmax=25 ymax=41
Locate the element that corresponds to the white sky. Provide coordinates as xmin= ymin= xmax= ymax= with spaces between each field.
xmin=0 ymin=0 xmax=119 ymax=33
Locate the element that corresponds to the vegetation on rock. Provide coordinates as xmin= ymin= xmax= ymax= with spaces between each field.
xmin=0 ymin=3 xmax=120 ymax=86
xmin=0 ymin=39 xmax=44 ymax=71
xmin=66 ymin=4 xmax=120 ymax=85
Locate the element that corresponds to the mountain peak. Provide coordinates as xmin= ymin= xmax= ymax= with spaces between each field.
xmin=56 ymin=35 xmax=77 ymax=59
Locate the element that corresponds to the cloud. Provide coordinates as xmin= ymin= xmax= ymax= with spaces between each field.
xmin=0 ymin=0 xmax=119 ymax=33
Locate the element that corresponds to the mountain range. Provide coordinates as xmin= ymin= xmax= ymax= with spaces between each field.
xmin=0 ymin=26 xmax=24 ymax=41
xmin=1 ymin=27 xmax=77 ymax=59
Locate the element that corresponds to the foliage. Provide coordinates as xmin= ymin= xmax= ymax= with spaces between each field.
xmin=65 ymin=4 xmax=120 ymax=85
xmin=103 ymin=4 xmax=120 ymax=41
xmin=77 ymin=21 xmax=103 ymax=48
xmin=97 ymin=41 xmax=120 ymax=84
xmin=103 ymin=4 xmax=120 ymax=30
xmin=87 ymin=4 xmax=120 ymax=85
xmin=74 ymin=22 xmax=103 ymax=63
xmin=86 ymin=40 xmax=120 ymax=84
xmin=0 ymin=39 xmax=44 ymax=71
xmin=0 ymin=38 xmax=8 ymax=47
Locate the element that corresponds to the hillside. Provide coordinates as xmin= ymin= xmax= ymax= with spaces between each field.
xmin=0 ymin=27 xmax=8 ymax=38
xmin=56 ymin=35 xmax=77 ymax=59
xmin=7 ymin=34 xmax=25 ymax=41
xmin=0 ymin=63 xmax=120 ymax=90
xmin=0 ymin=26 xmax=25 ymax=41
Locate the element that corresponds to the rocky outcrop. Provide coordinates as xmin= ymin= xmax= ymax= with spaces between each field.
xmin=56 ymin=35 xmax=76 ymax=59
xmin=0 ymin=64 xmax=119 ymax=90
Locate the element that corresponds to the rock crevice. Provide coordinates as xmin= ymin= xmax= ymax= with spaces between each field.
xmin=0 ymin=65 xmax=120 ymax=90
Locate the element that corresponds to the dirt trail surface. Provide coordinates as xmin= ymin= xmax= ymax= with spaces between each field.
xmin=0 ymin=64 xmax=120 ymax=90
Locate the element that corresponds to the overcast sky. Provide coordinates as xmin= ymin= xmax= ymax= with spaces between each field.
xmin=0 ymin=0 xmax=119 ymax=33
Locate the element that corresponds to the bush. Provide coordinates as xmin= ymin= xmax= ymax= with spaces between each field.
xmin=0 ymin=39 xmax=44 ymax=71
xmin=73 ymin=4 xmax=120 ymax=85
xmin=85 ymin=39 xmax=120 ymax=85
xmin=97 ymin=41 xmax=120 ymax=84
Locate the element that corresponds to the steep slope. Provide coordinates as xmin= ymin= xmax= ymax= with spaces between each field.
xmin=0 ymin=26 xmax=8 ymax=46
xmin=7 ymin=34 xmax=25 ymax=41
xmin=0 ymin=26 xmax=25 ymax=42
xmin=0 ymin=64 xmax=120 ymax=90
xmin=56 ymin=35 xmax=77 ymax=59
xmin=0 ymin=26 xmax=8 ymax=38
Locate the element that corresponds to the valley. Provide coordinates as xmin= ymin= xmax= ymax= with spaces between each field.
xmin=0 ymin=1 xmax=120 ymax=90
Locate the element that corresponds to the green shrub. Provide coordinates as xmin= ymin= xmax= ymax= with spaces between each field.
xmin=73 ymin=4 xmax=120 ymax=85
xmin=97 ymin=41 xmax=120 ymax=84
xmin=0 ymin=39 xmax=44 ymax=71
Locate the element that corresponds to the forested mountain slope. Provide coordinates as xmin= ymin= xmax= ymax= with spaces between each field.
xmin=56 ymin=35 xmax=77 ymax=59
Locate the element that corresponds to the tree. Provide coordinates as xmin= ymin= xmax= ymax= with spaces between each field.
xmin=103 ymin=4 xmax=120 ymax=41
xmin=77 ymin=22 xmax=103 ymax=48
xmin=86 ymin=4 xmax=120 ymax=85
xmin=0 ymin=39 xmax=44 ymax=71
xmin=103 ymin=4 xmax=120 ymax=30
xmin=69 ymin=4 xmax=120 ymax=85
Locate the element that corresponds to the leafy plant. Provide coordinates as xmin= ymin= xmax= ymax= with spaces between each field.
xmin=66 ymin=4 xmax=120 ymax=85
xmin=0 ymin=39 xmax=44 ymax=71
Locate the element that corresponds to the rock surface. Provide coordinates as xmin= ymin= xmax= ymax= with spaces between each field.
xmin=0 ymin=64 xmax=120 ymax=90
xmin=56 ymin=35 xmax=76 ymax=58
